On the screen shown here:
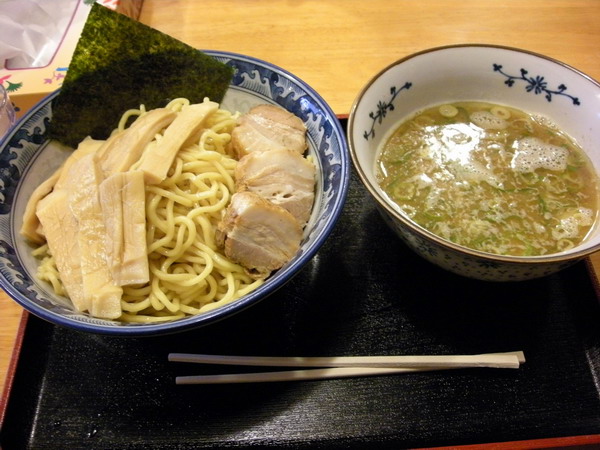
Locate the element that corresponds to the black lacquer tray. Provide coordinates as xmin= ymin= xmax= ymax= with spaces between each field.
xmin=2 ymin=120 xmax=600 ymax=449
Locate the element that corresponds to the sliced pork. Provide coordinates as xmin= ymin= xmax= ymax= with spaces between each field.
xmin=231 ymin=104 xmax=308 ymax=158
xmin=216 ymin=191 xmax=302 ymax=278
xmin=235 ymin=148 xmax=316 ymax=226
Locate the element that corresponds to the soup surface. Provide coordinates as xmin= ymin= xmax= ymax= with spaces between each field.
xmin=376 ymin=102 xmax=599 ymax=256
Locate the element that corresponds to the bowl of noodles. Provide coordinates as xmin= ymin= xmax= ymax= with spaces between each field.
xmin=348 ymin=44 xmax=600 ymax=281
xmin=0 ymin=50 xmax=349 ymax=335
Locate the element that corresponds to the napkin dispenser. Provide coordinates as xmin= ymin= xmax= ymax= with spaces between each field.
xmin=0 ymin=0 xmax=144 ymax=119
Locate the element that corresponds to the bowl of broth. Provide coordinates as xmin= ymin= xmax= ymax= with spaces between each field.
xmin=348 ymin=44 xmax=600 ymax=281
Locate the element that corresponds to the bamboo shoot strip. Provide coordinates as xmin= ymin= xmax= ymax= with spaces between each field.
xmin=169 ymin=351 xmax=525 ymax=369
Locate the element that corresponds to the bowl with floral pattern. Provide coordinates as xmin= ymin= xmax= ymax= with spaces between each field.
xmin=348 ymin=44 xmax=600 ymax=281
xmin=0 ymin=50 xmax=350 ymax=335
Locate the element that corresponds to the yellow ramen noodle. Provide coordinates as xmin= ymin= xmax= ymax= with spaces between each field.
xmin=35 ymin=99 xmax=264 ymax=323
xmin=376 ymin=101 xmax=600 ymax=256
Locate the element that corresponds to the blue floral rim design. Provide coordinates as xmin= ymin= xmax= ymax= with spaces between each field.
xmin=0 ymin=50 xmax=350 ymax=336
xmin=361 ymin=53 xmax=586 ymax=143
xmin=363 ymin=82 xmax=412 ymax=141
xmin=493 ymin=64 xmax=581 ymax=105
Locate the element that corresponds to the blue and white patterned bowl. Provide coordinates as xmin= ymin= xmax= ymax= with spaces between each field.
xmin=348 ymin=44 xmax=600 ymax=281
xmin=0 ymin=50 xmax=349 ymax=335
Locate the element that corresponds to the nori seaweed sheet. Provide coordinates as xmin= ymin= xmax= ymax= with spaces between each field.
xmin=49 ymin=3 xmax=233 ymax=148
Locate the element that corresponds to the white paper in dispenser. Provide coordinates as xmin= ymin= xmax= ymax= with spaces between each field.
xmin=0 ymin=0 xmax=80 ymax=70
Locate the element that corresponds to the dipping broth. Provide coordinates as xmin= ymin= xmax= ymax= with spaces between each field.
xmin=376 ymin=102 xmax=600 ymax=256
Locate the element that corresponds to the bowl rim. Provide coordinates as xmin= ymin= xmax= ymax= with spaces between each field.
xmin=347 ymin=43 xmax=600 ymax=264
xmin=1 ymin=50 xmax=350 ymax=336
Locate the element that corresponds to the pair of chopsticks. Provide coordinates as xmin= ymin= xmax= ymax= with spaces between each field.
xmin=168 ymin=351 xmax=525 ymax=385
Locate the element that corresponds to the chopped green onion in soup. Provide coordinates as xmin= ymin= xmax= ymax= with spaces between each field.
xmin=376 ymin=101 xmax=599 ymax=256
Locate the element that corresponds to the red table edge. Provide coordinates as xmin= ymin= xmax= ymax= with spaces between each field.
xmin=0 ymin=310 xmax=29 ymax=429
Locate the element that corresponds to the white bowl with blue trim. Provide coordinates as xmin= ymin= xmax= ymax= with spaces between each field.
xmin=348 ymin=44 xmax=600 ymax=281
xmin=0 ymin=50 xmax=350 ymax=335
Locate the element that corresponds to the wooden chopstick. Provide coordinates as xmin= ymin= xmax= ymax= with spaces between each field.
xmin=170 ymin=351 xmax=525 ymax=385
xmin=175 ymin=366 xmax=452 ymax=385
xmin=169 ymin=351 xmax=525 ymax=369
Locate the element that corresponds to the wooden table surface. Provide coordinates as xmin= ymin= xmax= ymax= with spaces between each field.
xmin=2 ymin=0 xmax=600 ymax=399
